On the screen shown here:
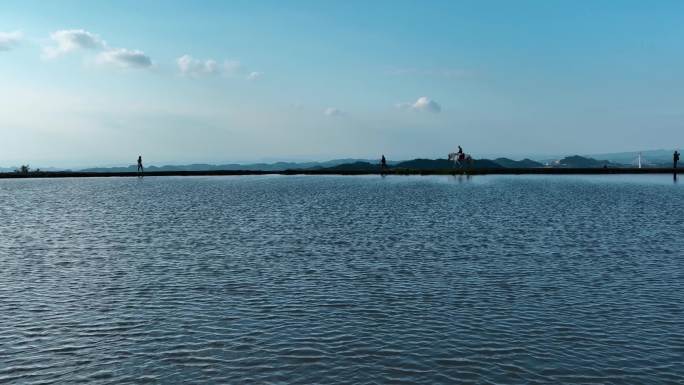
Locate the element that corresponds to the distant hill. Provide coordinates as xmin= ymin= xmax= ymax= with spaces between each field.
xmin=394 ymin=158 xmax=503 ymax=170
xmin=394 ymin=158 xmax=453 ymax=169
xmin=532 ymin=149 xmax=676 ymax=167
xmin=0 ymin=166 xmax=67 ymax=173
xmin=553 ymin=155 xmax=615 ymax=168
xmin=586 ymin=149 xmax=675 ymax=165
xmin=12 ymin=152 xmax=673 ymax=174
xmin=323 ymin=161 xmax=381 ymax=171
xmin=493 ymin=158 xmax=544 ymax=168
xmin=311 ymin=158 xmax=504 ymax=171
xmin=80 ymin=159 xmax=378 ymax=173
xmin=80 ymin=163 xmax=306 ymax=173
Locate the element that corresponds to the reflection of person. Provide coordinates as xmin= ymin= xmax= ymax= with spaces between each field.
xmin=137 ymin=155 xmax=144 ymax=175
xmin=674 ymin=150 xmax=680 ymax=169
xmin=381 ymin=155 xmax=387 ymax=169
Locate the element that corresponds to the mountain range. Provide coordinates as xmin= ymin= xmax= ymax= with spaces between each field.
xmin=79 ymin=159 xmax=384 ymax=173
xmin=585 ymin=149 xmax=675 ymax=165
xmin=2 ymin=149 xmax=677 ymax=173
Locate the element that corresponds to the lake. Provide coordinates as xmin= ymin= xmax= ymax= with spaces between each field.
xmin=1 ymin=175 xmax=682 ymax=384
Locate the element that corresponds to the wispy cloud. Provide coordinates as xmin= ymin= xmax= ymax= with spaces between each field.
xmin=396 ymin=96 xmax=441 ymax=113
xmin=43 ymin=29 xmax=104 ymax=58
xmin=0 ymin=30 xmax=23 ymax=51
xmin=324 ymin=107 xmax=345 ymax=117
xmin=97 ymin=48 xmax=152 ymax=68
xmin=43 ymin=29 xmax=152 ymax=70
xmin=246 ymin=71 xmax=262 ymax=81
xmin=176 ymin=55 xmax=245 ymax=78
xmin=177 ymin=55 xmax=220 ymax=76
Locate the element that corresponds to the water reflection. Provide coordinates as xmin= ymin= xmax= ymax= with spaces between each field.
xmin=451 ymin=173 xmax=471 ymax=183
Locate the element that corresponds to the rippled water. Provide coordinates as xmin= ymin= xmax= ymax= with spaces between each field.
xmin=1 ymin=175 xmax=682 ymax=384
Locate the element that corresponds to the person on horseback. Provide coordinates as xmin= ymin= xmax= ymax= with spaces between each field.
xmin=457 ymin=145 xmax=465 ymax=161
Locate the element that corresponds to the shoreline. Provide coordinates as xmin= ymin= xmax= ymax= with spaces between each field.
xmin=0 ymin=167 xmax=680 ymax=179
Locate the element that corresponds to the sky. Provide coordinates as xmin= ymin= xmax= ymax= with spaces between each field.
xmin=1 ymin=0 xmax=683 ymax=168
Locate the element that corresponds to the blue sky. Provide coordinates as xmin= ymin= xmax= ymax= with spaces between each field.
xmin=1 ymin=0 xmax=683 ymax=167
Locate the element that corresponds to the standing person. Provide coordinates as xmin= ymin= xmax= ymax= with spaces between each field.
xmin=381 ymin=154 xmax=387 ymax=170
xmin=674 ymin=150 xmax=680 ymax=169
xmin=137 ymin=155 xmax=144 ymax=176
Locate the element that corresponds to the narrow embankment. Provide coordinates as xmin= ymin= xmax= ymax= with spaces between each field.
xmin=0 ymin=168 xmax=679 ymax=179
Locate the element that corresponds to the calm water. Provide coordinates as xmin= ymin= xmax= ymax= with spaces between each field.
xmin=1 ymin=175 xmax=682 ymax=384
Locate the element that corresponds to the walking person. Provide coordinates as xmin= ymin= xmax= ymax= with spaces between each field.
xmin=674 ymin=150 xmax=680 ymax=169
xmin=137 ymin=155 xmax=144 ymax=177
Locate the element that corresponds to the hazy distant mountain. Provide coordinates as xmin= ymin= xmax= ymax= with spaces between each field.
xmin=80 ymin=159 xmax=378 ymax=173
xmin=10 ymin=152 xmax=674 ymax=174
xmin=493 ymin=158 xmax=544 ymax=168
xmin=0 ymin=166 xmax=67 ymax=173
xmin=323 ymin=161 xmax=381 ymax=171
xmin=79 ymin=163 xmax=292 ymax=172
xmin=586 ymin=149 xmax=675 ymax=166
xmin=553 ymin=155 xmax=615 ymax=168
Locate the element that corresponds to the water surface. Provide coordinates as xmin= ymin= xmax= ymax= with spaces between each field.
xmin=1 ymin=175 xmax=682 ymax=384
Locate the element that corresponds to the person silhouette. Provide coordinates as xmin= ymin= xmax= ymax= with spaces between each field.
xmin=137 ymin=155 xmax=144 ymax=176
xmin=674 ymin=150 xmax=680 ymax=169
xmin=381 ymin=154 xmax=387 ymax=170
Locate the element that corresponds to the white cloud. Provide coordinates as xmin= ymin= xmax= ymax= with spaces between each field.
xmin=177 ymin=55 xmax=219 ymax=76
xmin=397 ymin=96 xmax=441 ymax=113
xmin=246 ymin=71 xmax=262 ymax=81
xmin=0 ymin=31 xmax=23 ymax=51
xmin=43 ymin=29 xmax=152 ymax=70
xmin=43 ymin=29 xmax=104 ymax=58
xmin=176 ymin=55 xmax=246 ymax=78
xmin=412 ymin=97 xmax=441 ymax=112
xmin=97 ymin=48 xmax=152 ymax=68
xmin=324 ymin=107 xmax=345 ymax=117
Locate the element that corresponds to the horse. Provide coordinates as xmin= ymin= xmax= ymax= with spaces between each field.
xmin=448 ymin=152 xmax=473 ymax=168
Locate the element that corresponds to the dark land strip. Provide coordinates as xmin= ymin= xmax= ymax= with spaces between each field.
xmin=0 ymin=168 xmax=680 ymax=179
